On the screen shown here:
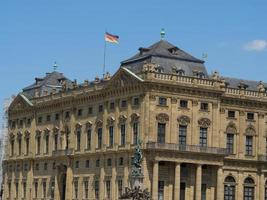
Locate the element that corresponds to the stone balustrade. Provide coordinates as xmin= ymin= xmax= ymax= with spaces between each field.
xmin=146 ymin=142 xmax=228 ymax=155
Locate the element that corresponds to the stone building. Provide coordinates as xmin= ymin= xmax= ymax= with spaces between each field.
xmin=2 ymin=40 xmax=267 ymax=200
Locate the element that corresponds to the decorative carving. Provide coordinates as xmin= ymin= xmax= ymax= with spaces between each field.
xmin=240 ymin=111 xmax=245 ymax=116
xmin=258 ymin=113 xmax=265 ymax=119
xmin=107 ymin=116 xmax=115 ymax=126
xmin=177 ymin=115 xmax=190 ymax=126
xmin=75 ymin=123 xmax=82 ymax=129
xmin=149 ymin=95 xmax=156 ymax=101
xmin=226 ymin=122 xmax=237 ymax=134
xmin=85 ymin=121 xmax=93 ymax=128
xmin=156 ymin=113 xmax=169 ymax=123
xmin=198 ymin=118 xmax=211 ymax=128
xmin=119 ymin=115 xmax=127 ymax=123
xmin=245 ymin=125 xmax=256 ymax=135
xmin=142 ymin=63 xmax=156 ymax=73
xmin=220 ymin=108 xmax=225 ymax=114
xmin=211 ymin=71 xmax=220 ymax=80
xmin=24 ymin=130 xmax=30 ymax=138
xmin=95 ymin=119 xmax=103 ymax=127
xmin=192 ymin=100 xmax=198 ymax=106
xmin=257 ymin=81 xmax=265 ymax=92
xmin=53 ymin=126 xmax=59 ymax=133
xmin=131 ymin=113 xmax=140 ymax=122
xmin=171 ymin=98 xmax=177 ymax=104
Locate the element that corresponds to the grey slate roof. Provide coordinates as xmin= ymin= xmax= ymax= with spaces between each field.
xmin=222 ymin=77 xmax=267 ymax=91
xmin=121 ymin=40 xmax=208 ymax=77
xmin=22 ymin=71 xmax=72 ymax=98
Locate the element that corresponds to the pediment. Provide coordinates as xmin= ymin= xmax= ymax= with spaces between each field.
xmin=104 ymin=67 xmax=143 ymax=90
xmin=8 ymin=94 xmax=33 ymax=112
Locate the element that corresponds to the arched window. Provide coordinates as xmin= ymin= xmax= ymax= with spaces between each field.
xmin=244 ymin=177 xmax=255 ymax=200
xmin=224 ymin=176 xmax=236 ymax=200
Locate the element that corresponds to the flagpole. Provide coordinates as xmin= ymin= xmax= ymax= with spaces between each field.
xmin=103 ymin=33 xmax=107 ymax=78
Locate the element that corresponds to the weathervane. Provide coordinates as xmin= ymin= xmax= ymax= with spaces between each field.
xmin=53 ymin=62 xmax=58 ymax=71
xmin=160 ymin=28 xmax=165 ymax=40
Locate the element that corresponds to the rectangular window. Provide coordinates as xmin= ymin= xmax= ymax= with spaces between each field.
xmin=45 ymin=134 xmax=49 ymax=154
xmin=133 ymin=97 xmax=140 ymax=106
xmin=109 ymin=126 xmax=114 ymax=147
xmin=54 ymin=134 xmax=58 ymax=151
xmin=228 ymin=110 xmax=235 ymax=118
xmin=74 ymin=180 xmax=78 ymax=199
xmin=120 ymin=124 xmax=126 ymax=146
xmin=158 ymin=97 xmax=167 ymax=106
xmin=107 ymin=158 xmax=112 ymax=167
xmin=158 ymin=181 xmax=164 ymax=200
xmin=96 ymin=159 xmax=100 ymax=167
xmin=226 ymin=134 xmax=234 ymax=154
xmin=200 ymin=102 xmax=208 ymax=111
xmin=98 ymin=105 xmax=103 ymax=113
xmin=106 ymin=180 xmax=111 ymax=199
xmin=65 ymin=111 xmax=70 ymax=119
xmin=15 ymin=182 xmax=19 ymax=198
xmin=157 ymin=123 xmax=166 ymax=143
xmin=98 ymin=128 xmax=102 ymax=148
xmin=78 ymin=109 xmax=83 ymax=116
xmin=46 ymin=115 xmax=51 ymax=122
xmin=247 ymin=112 xmax=254 ymax=120
xmin=11 ymin=140 xmax=14 ymax=156
xmin=23 ymin=182 xmax=27 ymax=198
xmin=75 ymin=161 xmax=79 ymax=169
xmin=179 ymin=125 xmax=187 ymax=146
xmin=246 ymin=136 xmax=253 ymax=155
xmin=44 ymin=163 xmax=48 ymax=170
xmin=43 ymin=181 xmax=47 ymax=198
xmin=201 ymin=184 xmax=207 ymax=200
xmin=133 ymin=122 xmax=138 ymax=145
xmin=180 ymin=100 xmax=188 ymax=108
xmin=95 ymin=181 xmax=99 ymax=199
xmin=85 ymin=160 xmax=90 ymax=168
xmin=110 ymin=102 xmax=115 ymax=110
xmin=88 ymin=107 xmax=93 ymax=115
xmin=36 ymin=136 xmax=41 ymax=154
xmin=244 ymin=186 xmax=254 ymax=200
xmin=38 ymin=116 xmax=42 ymax=124
xmin=121 ymin=100 xmax=127 ymax=108
xmin=27 ymin=118 xmax=31 ymax=125
xmin=118 ymin=180 xmax=123 ymax=196
xmin=76 ymin=129 xmax=81 ymax=151
xmin=87 ymin=129 xmax=91 ymax=150
xmin=25 ymin=137 xmax=29 ymax=155
xmin=35 ymin=182 xmax=38 ymax=198
xmin=199 ymin=127 xmax=207 ymax=147
xmin=84 ymin=180 xmax=89 ymax=199
xmin=18 ymin=138 xmax=22 ymax=156
xmin=55 ymin=113 xmax=59 ymax=121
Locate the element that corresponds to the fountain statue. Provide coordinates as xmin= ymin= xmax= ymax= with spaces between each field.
xmin=119 ymin=138 xmax=151 ymax=200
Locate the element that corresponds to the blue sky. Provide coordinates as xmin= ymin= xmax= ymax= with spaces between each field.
xmin=0 ymin=0 xmax=267 ymax=121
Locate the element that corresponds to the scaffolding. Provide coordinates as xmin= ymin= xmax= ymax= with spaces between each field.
xmin=0 ymin=97 xmax=13 ymax=188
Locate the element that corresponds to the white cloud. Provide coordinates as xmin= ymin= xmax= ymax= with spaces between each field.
xmin=244 ymin=40 xmax=267 ymax=51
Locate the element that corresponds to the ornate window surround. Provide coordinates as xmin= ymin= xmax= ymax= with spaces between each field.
xmin=177 ymin=115 xmax=190 ymax=126
xmin=198 ymin=118 xmax=211 ymax=128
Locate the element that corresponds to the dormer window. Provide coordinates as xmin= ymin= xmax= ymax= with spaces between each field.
xmin=176 ymin=69 xmax=185 ymax=76
xmin=197 ymin=72 xmax=205 ymax=79
xmin=155 ymin=66 xmax=164 ymax=73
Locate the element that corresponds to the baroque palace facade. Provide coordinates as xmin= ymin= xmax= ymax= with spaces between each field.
xmin=2 ymin=40 xmax=267 ymax=200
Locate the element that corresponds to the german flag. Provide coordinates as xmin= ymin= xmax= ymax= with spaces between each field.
xmin=105 ymin=32 xmax=119 ymax=43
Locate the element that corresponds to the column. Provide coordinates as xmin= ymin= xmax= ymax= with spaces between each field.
xmin=195 ymin=164 xmax=202 ymax=200
xmin=99 ymin=160 xmax=105 ymax=200
xmin=112 ymin=156 xmax=117 ymax=200
xmin=123 ymin=156 xmax=129 ymax=189
xmin=216 ymin=166 xmax=223 ymax=200
xmin=65 ymin=159 xmax=73 ymax=200
xmin=174 ymin=162 xmax=181 ymax=200
xmin=260 ymin=172 xmax=265 ymax=200
xmin=152 ymin=161 xmax=159 ymax=200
